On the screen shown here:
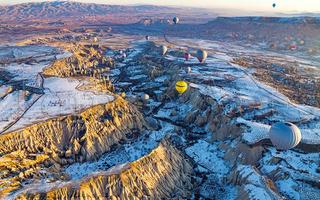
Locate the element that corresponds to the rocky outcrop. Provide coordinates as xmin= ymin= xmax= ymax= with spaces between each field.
xmin=44 ymin=44 xmax=113 ymax=78
xmin=0 ymin=97 xmax=145 ymax=198
xmin=14 ymin=139 xmax=194 ymax=200
xmin=228 ymin=165 xmax=283 ymax=200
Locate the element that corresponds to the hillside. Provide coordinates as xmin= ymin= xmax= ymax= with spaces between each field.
xmin=0 ymin=1 xmax=319 ymax=200
xmin=0 ymin=1 xmax=167 ymax=21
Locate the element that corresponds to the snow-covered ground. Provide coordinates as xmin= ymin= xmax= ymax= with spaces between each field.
xmin=65 ymin=121 xmax=174 ymax=180
xmin=5 ymin=77 xmax=114 ymax=133
xmin=163 ymin=38 xmax=320 ymax=145
xmin=0 ymin=45 xmax=113 ymax=133
xmin=2 ymin=38 xmax=319 ymax=199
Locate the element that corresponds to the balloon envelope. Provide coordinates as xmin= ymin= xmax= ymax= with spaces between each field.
xmin=272 ymin=3 xmax=276 ymax=8
xmin=146 ymin=35 xmax=150 ymax=40
xmin=143 ymin=94 xmax=150 ymax=100
xmin=161 ymin=45 xmax=168 ymax=55
xmin=269 ymin=122 xmax=302 ymax=150
xmin=173 ymin=16 xmax=179 ymax=24
xmin=175 ymin=81 xmax=188 ymax=94
xmin=187 ymin=67 xmax=192 ymax=73
xmin=196 ymin=49 xmax=208 ymax=63
xmin=184 ymin=53 xmax=191 ymax=61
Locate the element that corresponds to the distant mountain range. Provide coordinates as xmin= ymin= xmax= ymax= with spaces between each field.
xmin=0 ymin=1 xmax=177 ymax=22
xmin=1 ymin=1 xmax=319 ymax=24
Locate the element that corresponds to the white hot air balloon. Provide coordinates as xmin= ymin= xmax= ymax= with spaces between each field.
xmin=161 ymin=45 xmax=168 ymax=56
xmin=187 ymin=67 xmax=192 ymax=73
xmin=269 ymin=122 xmax=302 ymax=150
xmin=143 ymin=94 xmax=150 ymax=100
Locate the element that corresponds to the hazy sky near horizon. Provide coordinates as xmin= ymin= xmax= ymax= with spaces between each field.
xmin=1 ymin=0 xmax=320 ymax=13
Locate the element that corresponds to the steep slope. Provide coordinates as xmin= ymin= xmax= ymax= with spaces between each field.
xmin=0 ymin=97 xmax=145 ymax=198
xmin=13 ymin=138 xmax=194 ymax=199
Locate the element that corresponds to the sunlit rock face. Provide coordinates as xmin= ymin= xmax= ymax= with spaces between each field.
xmin=0 ymin=97 xmax=145 ymax=199
xmin=13 ymin=139 xmax=194 ymax=200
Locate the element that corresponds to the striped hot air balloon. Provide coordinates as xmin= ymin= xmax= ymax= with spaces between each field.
xmin=173 ymin=16 xmax=180 ymax=24
xmin=175 ymin=81 xmax=188 ymax=94
xmin=269 ymin=122 xmax=302 ymax=150
xmin=196 ymin=49 xmax=208 ymax=63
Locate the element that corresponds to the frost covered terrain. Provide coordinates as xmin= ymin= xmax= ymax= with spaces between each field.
xmin=25 ymin=38 xmax=317 ymax=199
xmin=0 ymin=28 xmax=319 ymax=200
xmin=0 ymin=46 xmax=113 ymax=134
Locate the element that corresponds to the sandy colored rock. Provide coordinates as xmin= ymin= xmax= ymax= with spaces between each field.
xmin=15 ymin=139 xmax=194 ymax=200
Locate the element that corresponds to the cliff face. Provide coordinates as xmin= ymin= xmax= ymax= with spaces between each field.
xmin=0 ymin=97 xmax=145 ymax=199
xmin=14 ymin=139 xmax=194 ymax=200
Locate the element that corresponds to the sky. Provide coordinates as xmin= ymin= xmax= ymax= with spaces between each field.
xmin=1 ymin=0 xmax=320 ymax=13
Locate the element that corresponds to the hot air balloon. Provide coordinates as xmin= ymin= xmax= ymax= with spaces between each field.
xmin=196 ymin=49 xmax=208 ymax=63
xmin=289 ymin=44 xmax=297 ymax=50
xmin=269 ymin=122 xmax=302 ymax=150
xmin=184 ymin=53 xmax=191 ymax=61
xmin=272 ymin=3 xmax=276 ymax=8
xmin=143 ymin=94 xmax=150 ymax=100
xmin=93 ymin=37 xmax=98 ymax=43
xmin=187 ymin=67 xmax=192 ymax=74
xmin=120 ymin=92 xmax=126 ymax=98
xmin=161 ymin=45 xmax=168 ymax=56
xmin=173 ymin=16 xmax=179 ymax=24
xmin=146 ymin=35 xmax=150 ymax=41
xmin=175 ymin=81 xmax=188 ymax=94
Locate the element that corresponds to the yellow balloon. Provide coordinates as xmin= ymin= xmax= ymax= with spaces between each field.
xmin=175 ymin=81 xmax=188 ymax=94
xmin=120 ymin=92 xmax=126 ymax=98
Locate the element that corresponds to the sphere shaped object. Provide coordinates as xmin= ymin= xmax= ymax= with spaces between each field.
xmin=120 ymin=92 xmax=126 ymax=98
xmin=272 ymin=3 xmax=276 ymax=8
xmin=93 ymin=37 xmax=98 ymax=42
xmin=269 ymin=122 xmax=302 ymax=150
xmin=161 ymin=45 xmax=168 ymax=56
xmin=173 ymin=16 xmax=180 ymax=24
xmin=175 ymin=81 xmax=188 ymax=94
xmin=143 ymin=94 xmax=150 ymax=100
xmin=196 ymin=49 xmax=208 ymax=63
xmin=184 ymin=53 xmax=191 ymax=61
xmin=146 ymin=35 xmax=150 ymax=40
xmin=122 ymin=53 xmax=127 ymax=58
